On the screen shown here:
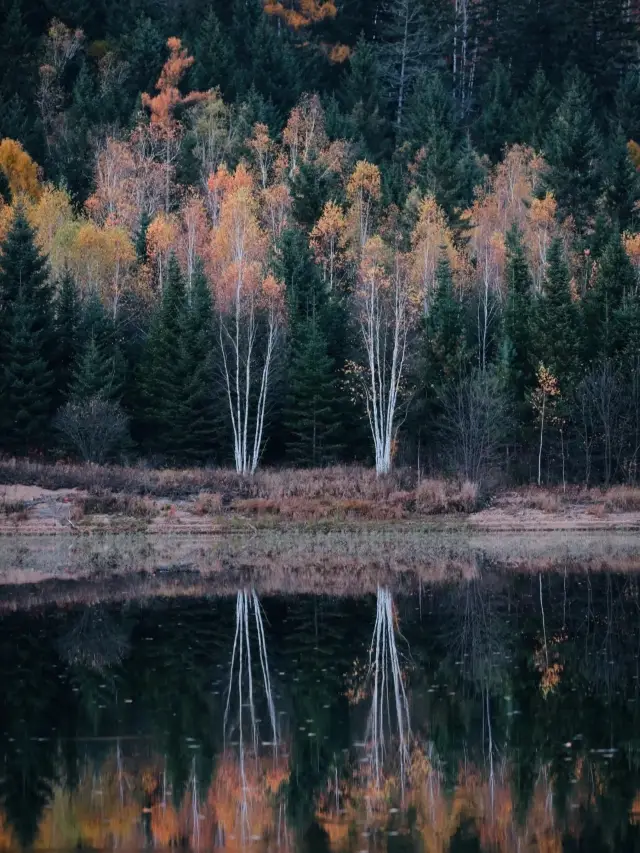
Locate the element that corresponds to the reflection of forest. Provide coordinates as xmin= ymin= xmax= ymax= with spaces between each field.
xmin=1 ymin=572 xmax=640 ymax=851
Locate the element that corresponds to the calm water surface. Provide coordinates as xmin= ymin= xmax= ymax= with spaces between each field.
xmin=2 ymin=569 xmax=640 ymax=851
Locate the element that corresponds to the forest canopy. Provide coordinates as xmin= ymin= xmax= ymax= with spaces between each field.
xmin=1 ymin=0 xmax=640 ymax=482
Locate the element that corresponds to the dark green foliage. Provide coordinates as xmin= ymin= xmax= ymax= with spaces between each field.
xmin=404 ymin=73 xmax=474 ymax=224
xmin=475 ymin=61 xmax=515 ymax=163
xmin=602 ymin=126 xmax=640 ymax=231
xmin=136 ymin=254 xmax=186 ymax=457
xmin=543 ymin=72 xmax=602 ymax=230
xmin=285 ymin=321 xmax=342 ymax=466
xmin=424 ymin=254 xmax=469 ymax=386
xmin=53 ymin=271 xmax=82 ymax=403
xmin=1 ymin=288 xmax=55 ymax=453
xmin=501 ymin=226 xmax=536 ymax=415
xmin=535 ymin=238 xmax=580 ymax=387
xmin=582 ymin=232 xmax=637 ymax=362
xmin=0 ymin=208 xmax=55 ymax=452
xmin=70 ymin=332 xmax=124 ymax=402
xmin=172 ymin=261 xmax=219 ymax=464
xmin=192 ymin=7 xmax=233 ymax=95
xmin=515 ymin=67 xmax=555 ymax=150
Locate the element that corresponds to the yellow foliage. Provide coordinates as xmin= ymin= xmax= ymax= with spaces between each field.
xmin=628 ymin=140 xmax=640 ymax=170
xmin=27 ymin=184 xmax=73 ymax=268
xmin=0 ymin=138 xmax=41 ymax=201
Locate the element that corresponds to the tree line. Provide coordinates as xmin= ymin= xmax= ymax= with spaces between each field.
xmin=0 ymin=6 xmax=640 ymax=482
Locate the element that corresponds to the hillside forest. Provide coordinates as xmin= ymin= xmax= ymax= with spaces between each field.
xmin=1 ymin=0 xmax=640 ymax=483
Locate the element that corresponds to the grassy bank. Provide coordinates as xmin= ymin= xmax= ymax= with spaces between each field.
xmin=2 ymin=458 xmax=640 ymax=533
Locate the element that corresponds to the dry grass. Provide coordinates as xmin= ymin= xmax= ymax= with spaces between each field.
xmin=0 ymin=499 xmax=29 ymax=519
xmin=603 ymin=486 xmax=640 ymax=511
xmin=0 ymin=458 xmax=481 ymax=520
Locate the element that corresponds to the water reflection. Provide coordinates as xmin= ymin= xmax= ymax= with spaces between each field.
xmin=1 ymin=570 xmax=640 ymax=850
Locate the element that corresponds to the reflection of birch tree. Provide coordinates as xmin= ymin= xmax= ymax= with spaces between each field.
xmin=222 ymin=590 xmax=278 ymax=843
xmin=365 ymin=587 xmax=411 ymax=795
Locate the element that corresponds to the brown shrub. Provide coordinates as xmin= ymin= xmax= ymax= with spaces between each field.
xmin=78 ymin=491 xmax=154 ymax=518
xmin=603 ymin=486 xmax=640 ymax=512
xmin=192 ymin=492 xmax=224 ymax=515
xmin=522 ymin=489 xmax=562 ymax=513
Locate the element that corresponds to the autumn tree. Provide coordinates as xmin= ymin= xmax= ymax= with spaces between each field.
xmin=210 ymin=165 xmax=285 ymax=474
xmin=141 ymin=37 xmax=209 ymax=212
xmin=0 ymin=138 xmax=40 ymax=201
xmin=354 ymin=236 xmax=415 ymax=475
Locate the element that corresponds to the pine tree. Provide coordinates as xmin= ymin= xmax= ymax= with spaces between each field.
xmin=582 ymin=232 xmax=637 ymax=362
xmin=603 ymin=125 xmax=640 ymax=231
xmin=0 ymin=207 xmax=55 ymax=449
xmin=543 ymin=71 xmax=602 ymax=230
xmin=423 ymin=253 xmax=469 ymax=387
xmin=502 ymin=226 xmax=536 ymax=412
xmin=285 ymin=320 xmax=342 ymax=466
xmin=70 ymin=333 xmax=124 ymax=402
xmin=173 ymin=261 xmax=219 ymax=464
xmin=2 ymin=287 xmax=54 ymax=454
xmin=52 ymin=271 xmax=82 ymax=404
xmin=137 ymin=254 xmax=186 ymax=456
xmin=475 ymin=60 xmax=515 ymax=163
xmin=515 ymin=67 xmax=555 ymax=150
xmin=340 ymin=34 xmax=390 ymax=160
xmin=535 ymin=237 xmax=580 ymax=387
xmin=193 ymin=6 xmax=232 ymax=95
xmin=404 ymin=73 xmax=470 ymax=225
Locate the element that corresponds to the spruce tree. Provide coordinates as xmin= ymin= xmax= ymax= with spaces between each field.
xmin=423 ymin=253 xmax=469 ymax=388
xmin=52 ymin=271 xmax=82 ymax=403
xmin=285 ymin=320 xmax=342 ymax=467
xmin=173 ymin=261 xmax=219 ymax=464
xmin=603 ymin=125 xmax=640 ymax=231
xmin=475 ymin=61 xmax=515 ymax=163
xmin=515 ymin=67 xmax=555 ymax=150
xmin=404 ymin=73 xmax=471 ymax=225
xmin=2 ymin=287 xmax=54 ymax=454
xmin=70 ymin=333 xmax=123 ymax=402
xmin=502 ymin=226 xmax=536 ymax=413
xmin=0 ymin=207 xmax=55 ymax=450
xmin=535 ymin=237 xmax=580 ymax=387
xmin=582 ymin=232 xmax=637 ymax=362
xmin=543 ymin=72 xmax=602 ymax=230
xmin=137 ymin=254 xmax=186 ymax=457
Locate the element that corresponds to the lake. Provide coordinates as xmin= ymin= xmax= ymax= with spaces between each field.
xmin=1 ymin=560 xmax=640 ymax=851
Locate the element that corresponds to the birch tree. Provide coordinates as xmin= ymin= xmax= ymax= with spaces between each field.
xmin=354 ymin=236 xmax=415 ymax=475
xmin=211 ymin=166 xmax=285 ymax=474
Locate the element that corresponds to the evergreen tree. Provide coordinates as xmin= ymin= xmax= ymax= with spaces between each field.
xmin=275 ymin=228 xmax=327 ymax=332
xmin=582 ymin=232 xmax=637 ymax=362
xmin=192 ymin=6 xmax=232 ymax=95
xmin=70 ymin=332 xmax=124 ymax=402
xmin=603 ymin=125 xmax=640 ymax=231
xmin=515 ymin=67 xmax=555 ymax=150
xmin=0 ymin=207 xmax=54 ymax=449
xmin=173 ymin=261 xmax=219 ymax=464
xmin=475 ymin=60 xmax=515 ymax=163
xmin=285 ymin=320 xmax=342 ymax=466
xmin=535 ymin=237 xmax=580 ymax=387
xmin=543 ymin=72 xmax=602 ymax=230
xmin=404 ymin=73 xmax=471 ymax=224
xmin=340 ymin=35 xmax=390 ymax=160
xmin=53 ymin=271 xmax=82 ymax=403
xmin=1 ymin=287 xmax=55 ymax=454
xmin=501 ymin=226 xmax=536 ymax=462
xmin=501 ymin=226 xmax=536 ymax=411
xmin=423 ymin=253 xmax=469 ymax=387
xmin=137 ymin=254 xmax=186 ymax=456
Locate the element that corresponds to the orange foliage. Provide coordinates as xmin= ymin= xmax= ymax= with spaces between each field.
xmin=628 ymin=140 xmax=640 ymax=170
xmin=346 ymin=160 xmax=381 ymax=256
xmin=311 ymin=200 xmax=347 ymax=290
xmin=283 ymin=93 xmax=328 ymax=175
xmin=141 ymin=37 xmax=207 ymax=133
xmin=27 ymin=184 xmax=73 ymax=264
xmin=0 ymin=138 xmax=41 ymax=201
xmin=263 ymin=0 xmax=337 ymax=29
xmin=176 ymin=192 xmax=210 ymax=287
xmin=410 ymin=195 xmax=463 ymax=310
xmin=146 ymin=212 xmax=178 ymax=289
